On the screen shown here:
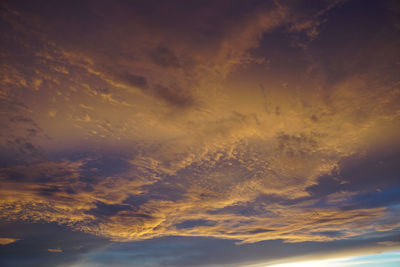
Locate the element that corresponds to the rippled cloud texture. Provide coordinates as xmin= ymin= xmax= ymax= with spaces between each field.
xmin=1 ymin=0 xmax=400 ymax=266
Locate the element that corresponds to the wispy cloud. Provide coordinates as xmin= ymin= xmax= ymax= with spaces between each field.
xmin=47 ymin=248 xmax=62 ymax=253
xmin=0 ymin=238 xmax=19 ymax=245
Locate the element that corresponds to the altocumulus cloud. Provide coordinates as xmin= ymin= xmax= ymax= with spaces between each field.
xmin=1 ymin=0 xmax=400 ymax=266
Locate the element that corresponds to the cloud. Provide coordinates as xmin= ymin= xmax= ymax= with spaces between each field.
xmin=115 ymin=73 xmax=148 ymax=89
xmin=149 ymin=45 xmax=181 ymax=68
xmin=48 ymin=248 xmax=62 ymax=253
xmin=0 ymin=238 xmax=19 ymax=245
xmin=1 ymin=146 xmax=398 ymax=245
xmin=151 ymin=84 xmax=194 ymax=108
xmin=0 ymin=222 xmax=109 ymax=267
xmin=377 ymin=241 xmax=400 ymax=247
xmin=0 ymin=0 xmax=400 ymax=266
xmin=175 ymin=219 xmax=217 ymax=229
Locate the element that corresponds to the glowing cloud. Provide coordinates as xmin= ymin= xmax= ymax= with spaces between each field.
xmin=1 ymin=0 xmax=400 ymax=266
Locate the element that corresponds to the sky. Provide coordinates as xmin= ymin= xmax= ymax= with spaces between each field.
xmin=0 ymin=0 xmax=399 ymax=266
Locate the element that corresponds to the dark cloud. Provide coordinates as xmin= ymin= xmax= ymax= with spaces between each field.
xmin=175 ymin=219 xmax=217 ymax=229
xmin=341 ymin=186 xmax=400 ymax=210
xmin=305 ymin=147 xmax=400 ymax=200
xmin=277 ymin=132 xmax=319 ymax=156
xmin=308 ymin=0 xmax=400 ymax=86
xmin=255 ymin=193 xmax=307 ymax=206
xmin=302 ymin=147 xmax=400 ymax=214
xmin=152 ymin=84 xmax=194 ymax=108
xmin=80 ymin=154 xmax=133 ymax=177
xmin=209 ymin=203 xmax=263 ymax=217
xmin=150 ymin=45 xmax=181 ymax=68
xmin=47 ymin=233 xmax=400 ymax=267
xmin=339 ymin=148 xmax=400 ymax=191
xmin=87 ymin=201 xmax=133 ymax=218
xmin=306 ymin=173 xmax=347 ymax=198
xmin=9 ymin=116 xmax=34 ymax=124
xmin=114 ymin=72 xmax=148 ymax=89
xmin=313 ymin=230 xmax=345 ymax=238
xmin=0 ymin=222 xmax=109 ymax=267
xmin=126 ymin=179 xmax=187 ymax=204
xmin=208 ymin=200 xmax=278 ymax=217
xmin=0 ymin=138 xmax=43 ymax=167
xmin=124 ymin=73 xmax=148 ymax=89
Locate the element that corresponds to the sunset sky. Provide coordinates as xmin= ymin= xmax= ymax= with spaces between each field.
xmin=1 ymin=0 xmax=400 ymax=266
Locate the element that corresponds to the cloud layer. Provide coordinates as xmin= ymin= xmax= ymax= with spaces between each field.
xmin=1 ymin=0 xmax=400 ymax=266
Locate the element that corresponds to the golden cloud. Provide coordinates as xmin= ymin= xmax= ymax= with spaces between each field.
xmin=0 ymin=0 xmax=399 ymax=247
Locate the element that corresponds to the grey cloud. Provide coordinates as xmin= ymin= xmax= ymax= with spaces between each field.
xmin=208 ymin=201 xmax=275 ymax=217
xmin=277 ymin=132 xmax=319 ymax=156
xmin=80 ymin=154 xmax=133 ymax=178
xmin=152 ymin=84 xmax=194 ymax=108
xmin=87 ymin=202 xmax=133 ymax=218
xmin=123 ymin=73 xmax=148 ymax=89
xmin=175 ymin=219 xmax=217 ymax=229
xmin=303 ymin=146 xmax=400 ymax=198
xmin=9 ymin=116 xmax=34 ymax=124
xmin=0 ymin=222 xmax=108 ymax=267
xmin=339 ymin=148 xmax=400 ymax=191
xmin=51 ymin=233 xmax=400 ymax=267
xmin=306 ymin=173 xmax=347 ymax=198
xmin=113 ymin=72 xmax=148 ymax=89
xmin=150 ymin=45 xmax=181 ymax=68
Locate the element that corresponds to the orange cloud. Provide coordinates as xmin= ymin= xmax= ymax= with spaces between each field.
xmin=0 ymin=238 xmax=19 ymax=245
xmin=47 ymin=248 xmax=62 ymax=253
xmin=0 ymin=0 xmax=399 ymax=250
